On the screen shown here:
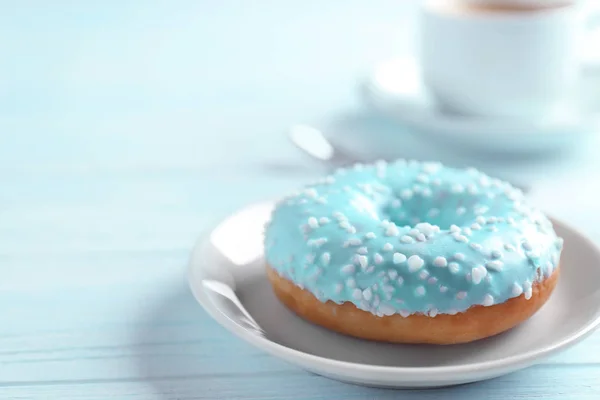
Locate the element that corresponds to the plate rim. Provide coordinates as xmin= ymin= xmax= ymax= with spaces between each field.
xmin=188 ymin=200 xmax=600 ymax=381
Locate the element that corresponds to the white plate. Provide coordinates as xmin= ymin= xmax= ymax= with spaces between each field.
xmin=188 ymin=201 xmax=600 ymax=388
xmin=359 ymin=57 xmax=600 ymax=154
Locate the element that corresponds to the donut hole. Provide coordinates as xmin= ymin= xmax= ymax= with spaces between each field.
xmin=381 ymin=191 xmax=489 ymax=230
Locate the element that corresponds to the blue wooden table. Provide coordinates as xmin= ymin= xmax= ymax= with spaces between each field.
xmin=3 ymin=1 xmax=600 ymax=398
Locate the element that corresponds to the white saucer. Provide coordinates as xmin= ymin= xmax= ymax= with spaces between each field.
xmin=188 ymin=201 xmax=600 ymax=388
xmin=359 ymin=57 xmax=600 ymax=154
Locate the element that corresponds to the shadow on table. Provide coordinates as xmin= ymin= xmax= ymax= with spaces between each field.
xmin=133 ymin=279 xmax=530 ymax=399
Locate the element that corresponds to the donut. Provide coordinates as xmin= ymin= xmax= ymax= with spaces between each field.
xmin=263 ymin=159 xmax=563 ymax=344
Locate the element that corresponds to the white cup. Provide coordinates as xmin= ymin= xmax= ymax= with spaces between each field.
xmin=419 ymin=0 xmax=594 ymax=118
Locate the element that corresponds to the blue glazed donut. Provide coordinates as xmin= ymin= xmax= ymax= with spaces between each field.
xmin=264 ymin=159 xmax=562 ymax=325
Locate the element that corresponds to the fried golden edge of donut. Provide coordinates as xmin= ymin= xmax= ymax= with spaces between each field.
xmin=266 ymin=265 xmax=559 ymax=344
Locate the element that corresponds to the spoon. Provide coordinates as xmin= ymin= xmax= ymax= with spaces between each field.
xmin=288 ymin=124 xmax=355 ymax=169
xmin=202 ymin=279 xmax=266 ymax=337
xmin=288 ymin=124 xmax=531 ymax=193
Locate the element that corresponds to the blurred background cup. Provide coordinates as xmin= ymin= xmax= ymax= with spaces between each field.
xmin=418 ymin=0 xmax=598 ymax=119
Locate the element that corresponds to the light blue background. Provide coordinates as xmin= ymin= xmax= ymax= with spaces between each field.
xmin=2 ymin=1 xmax=600 ymax=398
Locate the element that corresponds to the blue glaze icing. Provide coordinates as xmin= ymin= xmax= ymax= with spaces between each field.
xmin=264 ymin=160 xmax=563 ymax=317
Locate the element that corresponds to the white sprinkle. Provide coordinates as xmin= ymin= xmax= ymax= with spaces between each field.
xmin=397 ymin=276 xmax=404 ymax=285
xmin=487 ymin=226 xmax=498 ymax=232
xmin=415 ymin=286 xmax=426 ymax=296
xmin=450 ymin=224 xmax=461 ymax=233
xmin=373 ymin=295 xmax=381 ymax=307
xmin=476 ymin=216 xmax=486 ymax=225
xmin=522 ymin=241 xmax=533 ymax=251
xmin=382 ymin=243 xmax=394 ymax=252
xmin=321 ymin=253 xmax=331 ymax=266
xmin=346 ymin=226 xmax=357 ymax=234
xmin=415 ymin=222 xmax=439 ymax=237
xmin=525 ymin=287 xmax=533 ymax=300
xmin=319 ymin=217 xmax=330 ymax=225
xmin=407 ymin=255 xmax=425 ymax=272
xmin=471 ymin=266 xmax=487 ymax=284
xmin=416 ymin=173 xmax=429 ymax=184
xmin=397 ymin=309 xmax=409 ymax=318
xmin=504 ymin=244 xmax=516 ymax=252
xmin=453 ymin=234 xmax=468 ymax=243
xmin=393 ymin=252 xmax=407 ymax=264
xmin=347 ymin=277 xmax=356 ymax=288
xmin=474 ymin=206 xmax=489 ymax=215
xmin=467 ymin=183 xmax=478 ymax=194
xmin=419 ymin=270 xmax=429 ymax=280
xmin=362 ymin=288 xmax=373 ymax=301
xmin=491 ymin=250 xmax=502 ymax=259
xmin=471 ymin=223 xmax=482 ymax=230
xmin=400 ymin=189 xmax=413 ymax=199
xmin=429 ymin=308 xmax=439 ymax=317
xmin=385 ymin=224 xmax=400 ymax=237
xmin=334 ymin=283 xmax=344 ymax=294
xmin=423 ymin=162 xmax=441 ymax=173
xmin=433 ymin=256 xmax=447 ymax=267
xmin=308 ymin=238 xmax=327 ymax=247
xmin=456 ymin=207 xmax=467 ymax=215
xmin=400 ymin=235 xmax=414 ymax=244
xmin=339 ymin=220 xmax=351 ymax=230
xmin=470 ymin=243 xmax=482 ymax=251
xmin=388 ymin=269 xmax=398 ymax=280
xmin=307 ymin=217 xmax=319 ymax=229
xmin=416 ymin=233 xmax=427 ymax=242
xmin=448 ymin=262 xmax=460 ymax=274
xmin=439 ymin=285 xmax=448 ymax=293
xmin=454 ymin=253 xmax=466 ymax=261
xmin=451 ymin=184 xmax=464 ymax=193
xmin=316 ymin=197 xmax=327 ymax=204
xmin=486 ymin=260 xmax=504 ymax=271
xmin=427 ymin=208 xmax=440 ymax=218
xmin=456 ymin=291 xmax=467 ymax=300
xmin=365 ymin=232 xmax=376 ymax=240
xmin=356 ymin=247 xmax=368 ymax=255
xmin=527 ymin=250 xmax=541 ymax=259
xmin=482 ymin=294 xmax=494 ymax=306
xmin=409 ymin=228 xmax=420 ymax=237
xmin=352 ymin=288 xmax=363 ymax=300
xmin=512 ymin=283 xmax=523 ymax=297
xmin=479 ymin=176 xmax=490 ymax=187
xmin=306 ymin=253 xmax=316 ymax=263
xmin=487 ymin=216 xmax=498 ymax=224
xmin=507 ymin=217 xmax=516 ymax=225
xmin=428 ymin=277 xmax=438 ymax=285
xmin=374 ymin=253 xmax=384 ymax=264
xmin=356 ymin=255 xmax=368 ymax=269
xmin=304 ymin=188 xmax=318 ymax=198
xmin=341 ymin=264 xmax=355 ymax=275
xmin=379 ymin=305 xmax=396 ymax=316
xmin=332 ymin=211 xmax=345 ymax=220
xmin=462 ymin=227 xmax=473 ymax=236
